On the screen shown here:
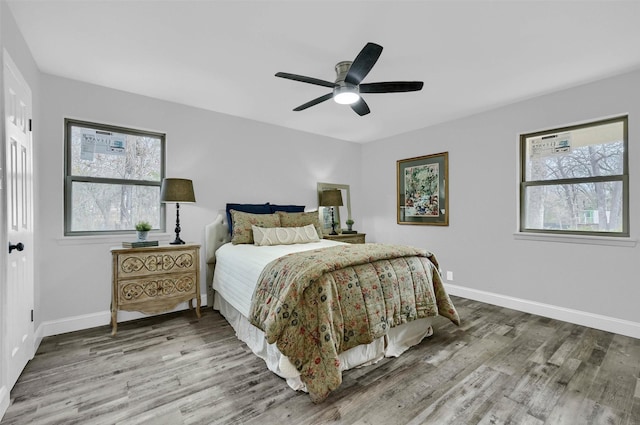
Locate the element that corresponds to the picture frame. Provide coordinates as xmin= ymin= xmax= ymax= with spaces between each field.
xmin=397 ymin=152 xmax=449 ymax=226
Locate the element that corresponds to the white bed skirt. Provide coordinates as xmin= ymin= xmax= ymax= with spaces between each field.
xmin=213 ymin=292 xmax=434 ymax=392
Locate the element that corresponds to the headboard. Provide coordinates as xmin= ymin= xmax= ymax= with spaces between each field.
xmin=204 ymin=213 xmax=231 ymax=299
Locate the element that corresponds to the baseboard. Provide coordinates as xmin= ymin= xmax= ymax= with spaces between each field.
xmin=40 ymin=293 xmax=209 ymax=337
xmin=444 ymin=283 xmax=640 ymax=340
xmin=34 ymin=322 xmax=45 ymax=359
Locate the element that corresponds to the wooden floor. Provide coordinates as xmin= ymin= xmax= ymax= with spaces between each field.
xmin=2 ymin=296 xmax=639 ymax=425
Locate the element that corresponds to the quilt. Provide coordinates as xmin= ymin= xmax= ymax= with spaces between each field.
xmin=249 ymin=243 xmax=460 ymax=402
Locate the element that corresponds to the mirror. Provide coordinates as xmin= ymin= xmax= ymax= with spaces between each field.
xmin=317 ymin=182 xmax=351 ymax=235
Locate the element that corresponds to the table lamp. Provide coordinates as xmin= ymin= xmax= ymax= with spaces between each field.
xmin=160 ymin=178 xmax=195 ymax=244
xmin=319 ymin=189 xmax=343 ymax=235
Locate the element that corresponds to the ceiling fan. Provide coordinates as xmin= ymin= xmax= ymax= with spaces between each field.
xmin=275 ymin=42 xmax=424 ymax=116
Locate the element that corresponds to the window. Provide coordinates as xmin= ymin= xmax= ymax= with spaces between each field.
xmin=520 ymin=116 xmax=628 ymax=237
xmin=64 ymin=119 xmax=165 ymax=236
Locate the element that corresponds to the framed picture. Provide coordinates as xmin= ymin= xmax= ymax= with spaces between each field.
xmin=397 ymin=152 xmax=449 ymax=225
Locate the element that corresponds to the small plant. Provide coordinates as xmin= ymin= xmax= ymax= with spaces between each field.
xmin=345 ymin=219 xmax=354 ymax=226
xmin=135 ymin=221 xmax=152 ymax=231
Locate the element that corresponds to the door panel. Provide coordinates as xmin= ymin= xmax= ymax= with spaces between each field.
xmin=3 ymin=50 xmax=34 ymax=390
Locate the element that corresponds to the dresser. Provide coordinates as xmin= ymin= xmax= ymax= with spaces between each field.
xmin=323 ymin=233 xmax=366 ymax=244
xmin=110 ymin=243 xmax=201 ymax=335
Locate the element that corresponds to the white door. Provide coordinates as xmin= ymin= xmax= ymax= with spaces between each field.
xmin=3 ymin=50 xmax=34 ymax=389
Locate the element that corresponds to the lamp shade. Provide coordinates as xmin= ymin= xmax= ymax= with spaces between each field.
xmin=319 ymin=189 xmax=343 ymax=207
xmin=160 ymin=178 xmax=196 ymax=203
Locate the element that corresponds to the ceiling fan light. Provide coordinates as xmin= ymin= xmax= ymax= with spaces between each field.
xmin=334 ymin=92 xmax=360 ymax=105
xmin=333 ymin=84 xmax=360 ymax=105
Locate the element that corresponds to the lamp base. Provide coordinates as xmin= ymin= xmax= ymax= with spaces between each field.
xmin=170 ymin=202 xmax=186 ymax=245
xmin=329 ymin=207 xmax=339 ymax=235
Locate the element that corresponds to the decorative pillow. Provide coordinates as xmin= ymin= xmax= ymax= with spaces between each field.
xmin=230 ymin=210 xmax=281 ymax=244
xmin=252 ymin=224 xmax=320 ymax=246
xmin=226 ymin=203 xmax=271 ymax=233
xmin=269 ymin=204 xmax=306 ymax=213
xmin=277 ymin=211 xmax=323 ymax=238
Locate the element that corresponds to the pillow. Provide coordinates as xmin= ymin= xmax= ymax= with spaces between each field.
xmin=277 ymin=211 xmax=323 ymax=239
xmin=269 ymin=204 xmax=305 ymax=213
xmin=230 ymin=210 xmax=281 ymax=244
xmin=252 ymin=224 xmax=319 ymax=246
xmin=226 ymin=203 xmax=271 ymax=233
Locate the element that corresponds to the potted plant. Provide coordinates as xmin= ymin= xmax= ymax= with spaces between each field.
xmin=345 ymin=218 xmax=355 ymax=232
xmin=135 ymin=221 xmax=152 ymax=241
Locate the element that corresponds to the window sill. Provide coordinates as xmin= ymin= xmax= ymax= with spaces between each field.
xmin=56 ymin=233 xmax=173 ymax=246
xmin=513 ymin=232 xmax=637 ymax=247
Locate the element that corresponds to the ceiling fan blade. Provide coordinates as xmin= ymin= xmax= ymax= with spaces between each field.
xmin=359 ymin=81 xmax=424 ymax=93
xmin=345 ymin=42 xmax=383 ymax=86
xmin=293 ymin=93 xmax=334 ymax=111
xmin=350 ymin=97 xmax=370 ymax=116
xmin=275 ymin=72 xmax=336 ymax=88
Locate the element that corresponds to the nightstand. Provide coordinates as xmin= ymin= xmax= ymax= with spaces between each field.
xmin=323 ymin=233 xmax=366 ymax=244
xmin=110 ymin=243 xmax=201 ymax=335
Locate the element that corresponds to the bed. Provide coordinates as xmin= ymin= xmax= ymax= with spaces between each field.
xmin=205 ymin=208 xmax=460 ymax=403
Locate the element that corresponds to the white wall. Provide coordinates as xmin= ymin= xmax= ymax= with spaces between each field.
xmin=362 ymin=69 xmax=640 ymax=336
xmin=37 ymin=74 xmax=362 ymax=333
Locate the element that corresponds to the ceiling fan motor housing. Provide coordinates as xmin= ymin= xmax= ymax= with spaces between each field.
xmin=334 ymin=61 xmax=353 ymax=83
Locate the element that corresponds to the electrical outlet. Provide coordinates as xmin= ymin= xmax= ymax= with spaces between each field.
xmin=446 ymin=271 xmax=454 ymax=281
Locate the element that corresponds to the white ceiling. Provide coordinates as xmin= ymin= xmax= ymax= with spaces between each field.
xmin=7 ymin=0 xmax=640 ymax=143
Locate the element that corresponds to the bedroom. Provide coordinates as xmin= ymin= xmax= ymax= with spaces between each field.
xmin=1 ymin=0 xmax=639 ymax=423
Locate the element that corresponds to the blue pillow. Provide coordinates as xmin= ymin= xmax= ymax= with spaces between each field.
xmin=226 ymin=203 xmax=271 ymax=232
xmin=270 ymin=204 xmax=305 ymax=213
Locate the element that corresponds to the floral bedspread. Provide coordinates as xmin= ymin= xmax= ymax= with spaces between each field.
xmin=249 ymin=243 xmax=460 ymax=403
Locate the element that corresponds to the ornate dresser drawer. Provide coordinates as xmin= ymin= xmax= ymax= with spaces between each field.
xmin=117 ymin=248 xmax=198 ymax=278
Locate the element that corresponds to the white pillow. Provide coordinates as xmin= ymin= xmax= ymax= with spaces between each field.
xmin=252 ymin=224 xmax=320 ymax=246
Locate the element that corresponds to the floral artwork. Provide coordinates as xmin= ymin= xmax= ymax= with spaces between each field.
xmin=404 ymin=163 xmax=440 ymax=217
xmin=397 ymin=152 xmax=448 ymax=225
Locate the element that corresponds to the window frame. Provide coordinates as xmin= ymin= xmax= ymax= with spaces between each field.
xmin=64 ymin=118 xmax=166 ymax=237
xmin=519 ymin=115 xmax=629 ymax=237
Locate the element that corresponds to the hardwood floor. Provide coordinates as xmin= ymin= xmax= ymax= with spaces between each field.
xmin=2 ymin=296 xmax=639 ymax=425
